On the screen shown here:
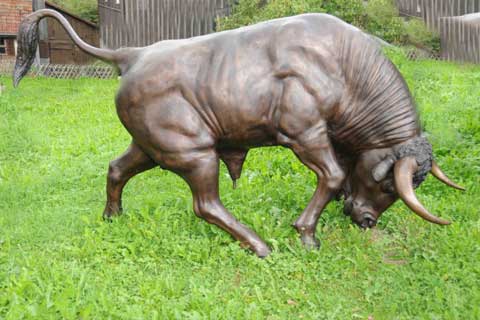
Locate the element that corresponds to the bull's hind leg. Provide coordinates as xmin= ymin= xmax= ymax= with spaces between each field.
xmin=103 ymin=142 xmax=156 ymax=218
xmin=119 ymin=93 xmax=269 ymax=256
xmin=177 ymin=149 xmax=271 ymax=257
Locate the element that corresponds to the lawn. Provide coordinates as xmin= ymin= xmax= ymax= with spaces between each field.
xmin=0 ymin=55 xmax=479 ymax=319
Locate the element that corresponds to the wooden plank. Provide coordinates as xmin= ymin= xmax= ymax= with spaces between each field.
xmin=160 ymin=0 xmax=165 ymax=40
xmin=153 ymin=0 xmax=159 ymax=43
xmin=477 ymin=25 xmax=480 ymax=63
xmin=130 ymin=0 xmax=135 ymax=46
xmin=166 ymin=0 xmax=171 ymax=40
xmin=176 ymin=0 xmax=181 ymax=39
xmin=146 ymin=0 xmax=151 ymax=45
xmin=475 ymin=25 xmax=479 ymax=63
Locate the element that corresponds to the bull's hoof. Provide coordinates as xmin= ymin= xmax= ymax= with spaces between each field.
xmin=102 ymin=206 xmax=122 ymax=221
xmin=300 ymin=235 xmax=321 ymax=250
xmin=102 ymin=213 xmax=114 ymax=222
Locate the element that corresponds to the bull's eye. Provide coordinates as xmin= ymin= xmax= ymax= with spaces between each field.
xmin=380 ymin=180 xmax=395 ymax=194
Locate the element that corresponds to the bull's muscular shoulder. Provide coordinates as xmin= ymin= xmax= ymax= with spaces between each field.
xmin=266 ymin=14 xmax=349 ymax=117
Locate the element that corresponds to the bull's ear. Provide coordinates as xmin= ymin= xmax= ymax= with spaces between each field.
xmin=372 ymin=156 xmax=396 ymax=182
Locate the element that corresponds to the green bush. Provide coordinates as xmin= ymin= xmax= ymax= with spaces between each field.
xmin=404 ymin=18 xmax=441 ymax=53
xmin=49 ymin=0 xmax=98 ymax=23
xmin=217 ymin=0 xmax=439 ymax=52
xmin=321 ymin=0 xmax=364 ymax=26
xmin=364 ymin=0 xmax=406 ymax=43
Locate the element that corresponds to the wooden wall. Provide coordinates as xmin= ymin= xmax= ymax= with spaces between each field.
xmin=395 ymin=0 xmax=480 ymax=63
xmin=43 ymin=2 xmax=99 ymax=65
xmin=396 ymin=0 xmax=480 ymax=30
xmin=396 ymin=0 xmax=423 ymax=17
xmin=439 ymin=14 xmax=480 ymax=63
xmin=422 ymin=0 xmax=479 ymax=31
xmin=98 ymin=0 xmax=231 ymax=49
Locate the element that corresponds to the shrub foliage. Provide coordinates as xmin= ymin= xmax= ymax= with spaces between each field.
xmin=49 ymin=0 xmax=98 ymax=23
xmin=217 ymin=0 xmax=439 ymax=52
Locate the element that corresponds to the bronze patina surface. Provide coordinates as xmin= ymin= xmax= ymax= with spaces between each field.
xmin=14 ymin=10 xmax=464 ymax=257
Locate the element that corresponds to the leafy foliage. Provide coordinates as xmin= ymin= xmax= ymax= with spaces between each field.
xmin=49 ymin=0 xmax=98 ymax=24
xmin=218 ymin=0 xmax=440 ymax=52
xmin=0 ymin=55 xmax=479 ymax=318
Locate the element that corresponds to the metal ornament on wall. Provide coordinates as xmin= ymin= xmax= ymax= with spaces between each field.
xmin=14 ymin=10 xmax=465 ymax=257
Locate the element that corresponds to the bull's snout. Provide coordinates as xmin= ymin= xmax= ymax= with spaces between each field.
xmin=359 ymin=212 xmax=377 ymax=229
xmin=344 ymin=198 xmax=378 ymax=228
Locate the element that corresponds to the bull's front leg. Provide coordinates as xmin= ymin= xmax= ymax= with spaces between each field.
xmin=276 ymin=79 xmax=345 ymax=248
xmin=293 ymin=152 xmax=344 ymax=248
xmin=281 ymin=123 xmax=345 ymax=248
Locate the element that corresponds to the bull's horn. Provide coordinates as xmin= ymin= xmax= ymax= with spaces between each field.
xmin=394 ymin=157 xmax=451 ymax=225
xmin=431 ymin=161 xmax=465 ymax=191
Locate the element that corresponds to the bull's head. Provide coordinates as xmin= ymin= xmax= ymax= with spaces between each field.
xmin=343 ymin=136 xmax=464 ymax=228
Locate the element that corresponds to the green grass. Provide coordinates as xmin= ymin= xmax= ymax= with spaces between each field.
xmin=0 ymin=56 xmax=479 ymax=319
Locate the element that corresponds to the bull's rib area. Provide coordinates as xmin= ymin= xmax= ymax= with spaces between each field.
xmin=186 ymin=50 xmax=227 ymax=139
xmin=181 ymin=86 xmax=224 ymax=139
xmin=332 ymin=31 xmax=419 ymax=151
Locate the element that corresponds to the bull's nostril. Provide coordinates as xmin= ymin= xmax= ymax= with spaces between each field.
xmin=367 ymin=218 xmax=376 ymax=228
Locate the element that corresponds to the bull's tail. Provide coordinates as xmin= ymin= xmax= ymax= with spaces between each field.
xmin=13 ymin=9 xmax=132 ymax=87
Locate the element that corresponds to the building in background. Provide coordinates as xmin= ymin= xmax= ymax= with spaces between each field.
xmin=98 ymin=0 xmax=231 ymax=49
xmin=0 ymin=0 xmax=99 ymax=65
xmin=0 ymin=0 xmax=32 ymax=61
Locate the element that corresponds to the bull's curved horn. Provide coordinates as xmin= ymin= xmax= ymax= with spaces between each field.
xmin=431 ymin=161 xmax=465 ymax=191
xmin=394 ymin=157 xmax=451 ymax=225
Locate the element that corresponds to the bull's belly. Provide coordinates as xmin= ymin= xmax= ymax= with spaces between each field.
xmin=217 ymin=125 xmax=278 ymax=149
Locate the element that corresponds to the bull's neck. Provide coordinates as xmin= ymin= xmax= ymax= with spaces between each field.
xmin=331 ymin=31 xmax=421 ymax=152
xmin=330 ymin=92 xmax=420 ymax=152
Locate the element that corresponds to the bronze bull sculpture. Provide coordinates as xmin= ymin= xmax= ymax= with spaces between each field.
xmin=14 ymin=10 xmax=464 ymax=257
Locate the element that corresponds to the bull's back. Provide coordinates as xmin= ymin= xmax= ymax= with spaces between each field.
xmin=118 ymin=14 xmax=354 ymax=147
